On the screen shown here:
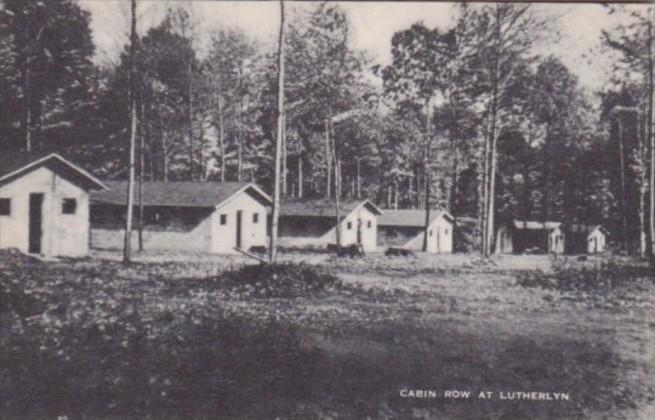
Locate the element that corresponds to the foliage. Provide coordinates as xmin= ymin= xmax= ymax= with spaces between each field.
xmin=218 ymin=262 xmax=343 ymax=297
xmin=516 ymin=257 xmax=653 ymax=294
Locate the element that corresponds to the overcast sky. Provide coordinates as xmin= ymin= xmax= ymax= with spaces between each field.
xmin=79 ymin=1 xmax=648 ymax=92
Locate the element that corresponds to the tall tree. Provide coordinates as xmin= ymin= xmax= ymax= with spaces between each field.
xmin=123 ymin=0 xmax=138 ymax=264
xmin=0 ymin=0 xmax=95 ymax=152
xmin=269 ymin=0 xmax=285 ymax=264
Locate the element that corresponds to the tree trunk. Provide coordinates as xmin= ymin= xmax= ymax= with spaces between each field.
xmin=123 ymin=0 xmax=137 ymax=264
xmin=617 ymin=117 xmax=629 ymax=252
xmin=325 ymin=118 xmax=331 ymax=199
xmin=237 ymin=100 xmax=243 ymax=183
xmin=269 ymin=0 xmax=285 ymax=264
xmin=356 ymin=157 xmax=361 ymax=199
xmin=648 ymin=10 xmax=655 ymax=265
xmin=423 ymin=100 xmax=432 ymax=252
xmin=138 ymin=88 xmax=145 ymax=252
xmin=187 ymin=59 xmax=194 ymax=181
xmin=215 ymin=76 xmax=226 ymax=183
xmin=24 ymin=64 xmax=31 ymax=152
xmin=484 ymin=4 xmax=503 ymax=257
xmin=298 ymin=151 xmax=303 ymax=198
xmin=282 ymin=117 xmax=287 ymax=196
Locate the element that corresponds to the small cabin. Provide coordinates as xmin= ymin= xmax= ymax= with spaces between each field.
xmin=378 ymin=209 xmax=454 ymax=253
xmin=495 ymin=220 xmax=565 ymax=255
xmin=278 ymin=199 xmax=382 ymax=252
xmin=91 ymin=181 xmax=271 ymax=254
xmin=0 ymin=152 xmax=107 ymax=257
xmin=565 ymin=224 xmax=608 ymax=254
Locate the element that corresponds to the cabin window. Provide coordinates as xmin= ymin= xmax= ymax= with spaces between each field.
xmin=253 ymin=213 xmax=259 ymax=224
xmin=429 ymin=230 xmax=433 ymax=237
xmin=0 ymin=198 xmax=10 ymax=215
xmin=220 ymin=214 xmax=227 ymax=225
xmin=367 ymin=220 xmax=372 ymax=228
xmin=62 ymin=198 xmax=77 ymax=215
xmin=445 ymin=229 xmax=449 ymax=235
xmin=347 ymin=221 xmax=352 ymax=230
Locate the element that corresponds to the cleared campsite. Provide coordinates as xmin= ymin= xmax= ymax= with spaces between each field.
xmin=2 ymin=250 xmax=653 ymax=420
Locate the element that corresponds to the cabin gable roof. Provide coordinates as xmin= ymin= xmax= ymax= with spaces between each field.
xmin=280 ymin=199 xmax=382 ymax=218
xmin=0 ymin=151 xmax=107 ymax=191
xmin=92 ymin=181 xmax=270 ymax=209
xmin=379 ymin=209 xmax=453 ymax=228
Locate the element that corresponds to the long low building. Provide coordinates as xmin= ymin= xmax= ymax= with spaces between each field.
xmin=495 ymin=220 xmax=565 ymax=255
xmin=278 ymin=199 xmax=382 ymax=252
xmin=91 ymin=181 xmax=271 ymax=254
xmin=378 ymin=209 xmax=454 ymax=253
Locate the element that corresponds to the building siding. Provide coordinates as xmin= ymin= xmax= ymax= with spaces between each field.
xmin=90 ymin=188 xmax=268 ymax=254
xmin=0 ymin=166 xmax=90 ymax=257
xmin=279 ymin=205 xmax=379 ymax=252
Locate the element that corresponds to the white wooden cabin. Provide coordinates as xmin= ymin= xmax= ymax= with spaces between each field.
xmin=495 ymin=220 xmax=565 ymax=255
xmin=91 ymin=181 xmax=271 ymax=254
xmin=0 ymin=152 xmax=107 ymax=257
xmin=378 ymin=209 xmax=454 ymax=253
xmin=278 ymin=199 xmax=382 ymax=252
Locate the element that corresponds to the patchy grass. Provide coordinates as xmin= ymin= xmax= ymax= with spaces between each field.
xmin=1 ymin=250 xmax=654 ymax=419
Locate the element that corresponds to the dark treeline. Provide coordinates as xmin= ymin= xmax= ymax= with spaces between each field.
xmin=1 ymin=1 xmax=653 ymax=257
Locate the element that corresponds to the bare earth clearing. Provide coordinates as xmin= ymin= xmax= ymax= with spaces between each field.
xmin=2 ymin=250 xmax=654 ymax=419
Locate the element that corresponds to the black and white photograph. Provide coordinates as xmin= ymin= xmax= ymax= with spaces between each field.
xmin=1 ymin=0 xmax=654 ymax=418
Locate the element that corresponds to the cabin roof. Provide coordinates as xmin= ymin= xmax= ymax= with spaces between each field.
xmin=92 ymin=181 xmax=271 ymax=208
xmin=0 ymin=151 xmax=107 ymax=190
xmin=378 ymin=209 xmax=453 ymax=227
xmin=280 ymin=199 xmax=382 ymax=217
xmin=512 ymin=220 xmax=562 ymax=230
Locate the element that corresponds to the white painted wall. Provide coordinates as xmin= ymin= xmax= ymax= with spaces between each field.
xmin=403 ymin=216 xmax=453 ymax=253
xmin=587 ymin=229 xmax=606 ymax=254
xmin=0 ymin=166 xmax=89 ymax=257
xmin=212 ymin=191 xmax=268 ymax=253
xmin=549 ymin=228 xmax=565 ymax=254
xmin=278 ymin=205 xmax=379 ymax=252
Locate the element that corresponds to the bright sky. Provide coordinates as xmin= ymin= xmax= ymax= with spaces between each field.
xmin=79 ymin=1 xmax=649 ymax=92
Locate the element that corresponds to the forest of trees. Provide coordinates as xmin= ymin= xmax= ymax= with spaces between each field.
xmin=0 ymin=1 xmax=654 ymax=259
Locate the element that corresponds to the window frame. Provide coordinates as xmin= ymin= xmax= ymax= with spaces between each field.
xmin=0 ymin=198 xmax=10 ymax=216
xmin=252 ymin=213 xmax=259 ymax=224
xmin=220 ymin=214 xmax=227 ymax=225
xmin=62 ymin=198 xmax=77 ymax=215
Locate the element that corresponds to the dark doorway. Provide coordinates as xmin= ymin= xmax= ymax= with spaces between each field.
xmin=236 ymin=210 xmax=242 ymax=249
xmin=29 ymin=193 xmax=44 ymax=254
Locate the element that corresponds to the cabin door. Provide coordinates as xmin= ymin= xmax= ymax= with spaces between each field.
xmin=236 ymin=210 xmax=243 ymax=249
xmin=28 ymin=193 xmax=44 ymax=254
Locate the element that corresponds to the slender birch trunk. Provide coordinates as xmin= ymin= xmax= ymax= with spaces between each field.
xmin=123 ymin=0 xmax=137 ymax=264
xmin=269 ymin=0 xmax=285 ymax=264
xmin=138 ymin=87 xmax=145 ymax=252
xmin=325 ymin=119 xmax=331 ymax=199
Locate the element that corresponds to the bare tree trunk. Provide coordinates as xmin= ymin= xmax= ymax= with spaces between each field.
xmin=215 ymin=76 xmax=226 ymax=183
xmin=480 ymin=120 xmax=490 ymax=255
xmin=237 ymin=99 xmax=243 ymax=183
xmin=187 ymin=59 xmax=194 ymax=181
xmin=638 ymin=110 xmax=647 ymax=258
xmin=393 ymin=178 xmax=399 ymax=210
xmin=123 ymin=0 xmax=138 ymax=264
xmin=484 ymin=5 xmax=502 ymax=257
xmin=617 ymin=117 xmax=629 ymax=252
xmin=356 ymin=157 xmax=361 ymax=199
xmin=423 ymin=101 xmax=432 ymax=252
xmin=282 ymin=118 xmax=287 ymax=196
xmin=24 ymin=64 xmax=32 ymax=151
xmin=325 ymin=118 xmax=331 ymax=199
xmin=138 ymin=88 xmax=145 ymax=252
xmin=298 ymin=151 xmax=303 ymax=198
xmin=269 ymin=0 xmax=285 ymax=264
xmin=648 ymin=10 xmax=655 ymax=265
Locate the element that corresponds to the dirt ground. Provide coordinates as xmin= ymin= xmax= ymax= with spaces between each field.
xmin=3 ymin=250 xmax=655 ymax=419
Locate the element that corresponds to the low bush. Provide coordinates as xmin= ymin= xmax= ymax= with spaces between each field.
xmin=516 ymin=258 xmax=653 ymax=293
xmin=219 ymin=262 xmax=343 ymax=298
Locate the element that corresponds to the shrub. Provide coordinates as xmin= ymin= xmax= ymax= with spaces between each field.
xmin=219 ymin=262 xmax=343 ymax=298
xmin=516 ymin=257 xmax=653 ymax=294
